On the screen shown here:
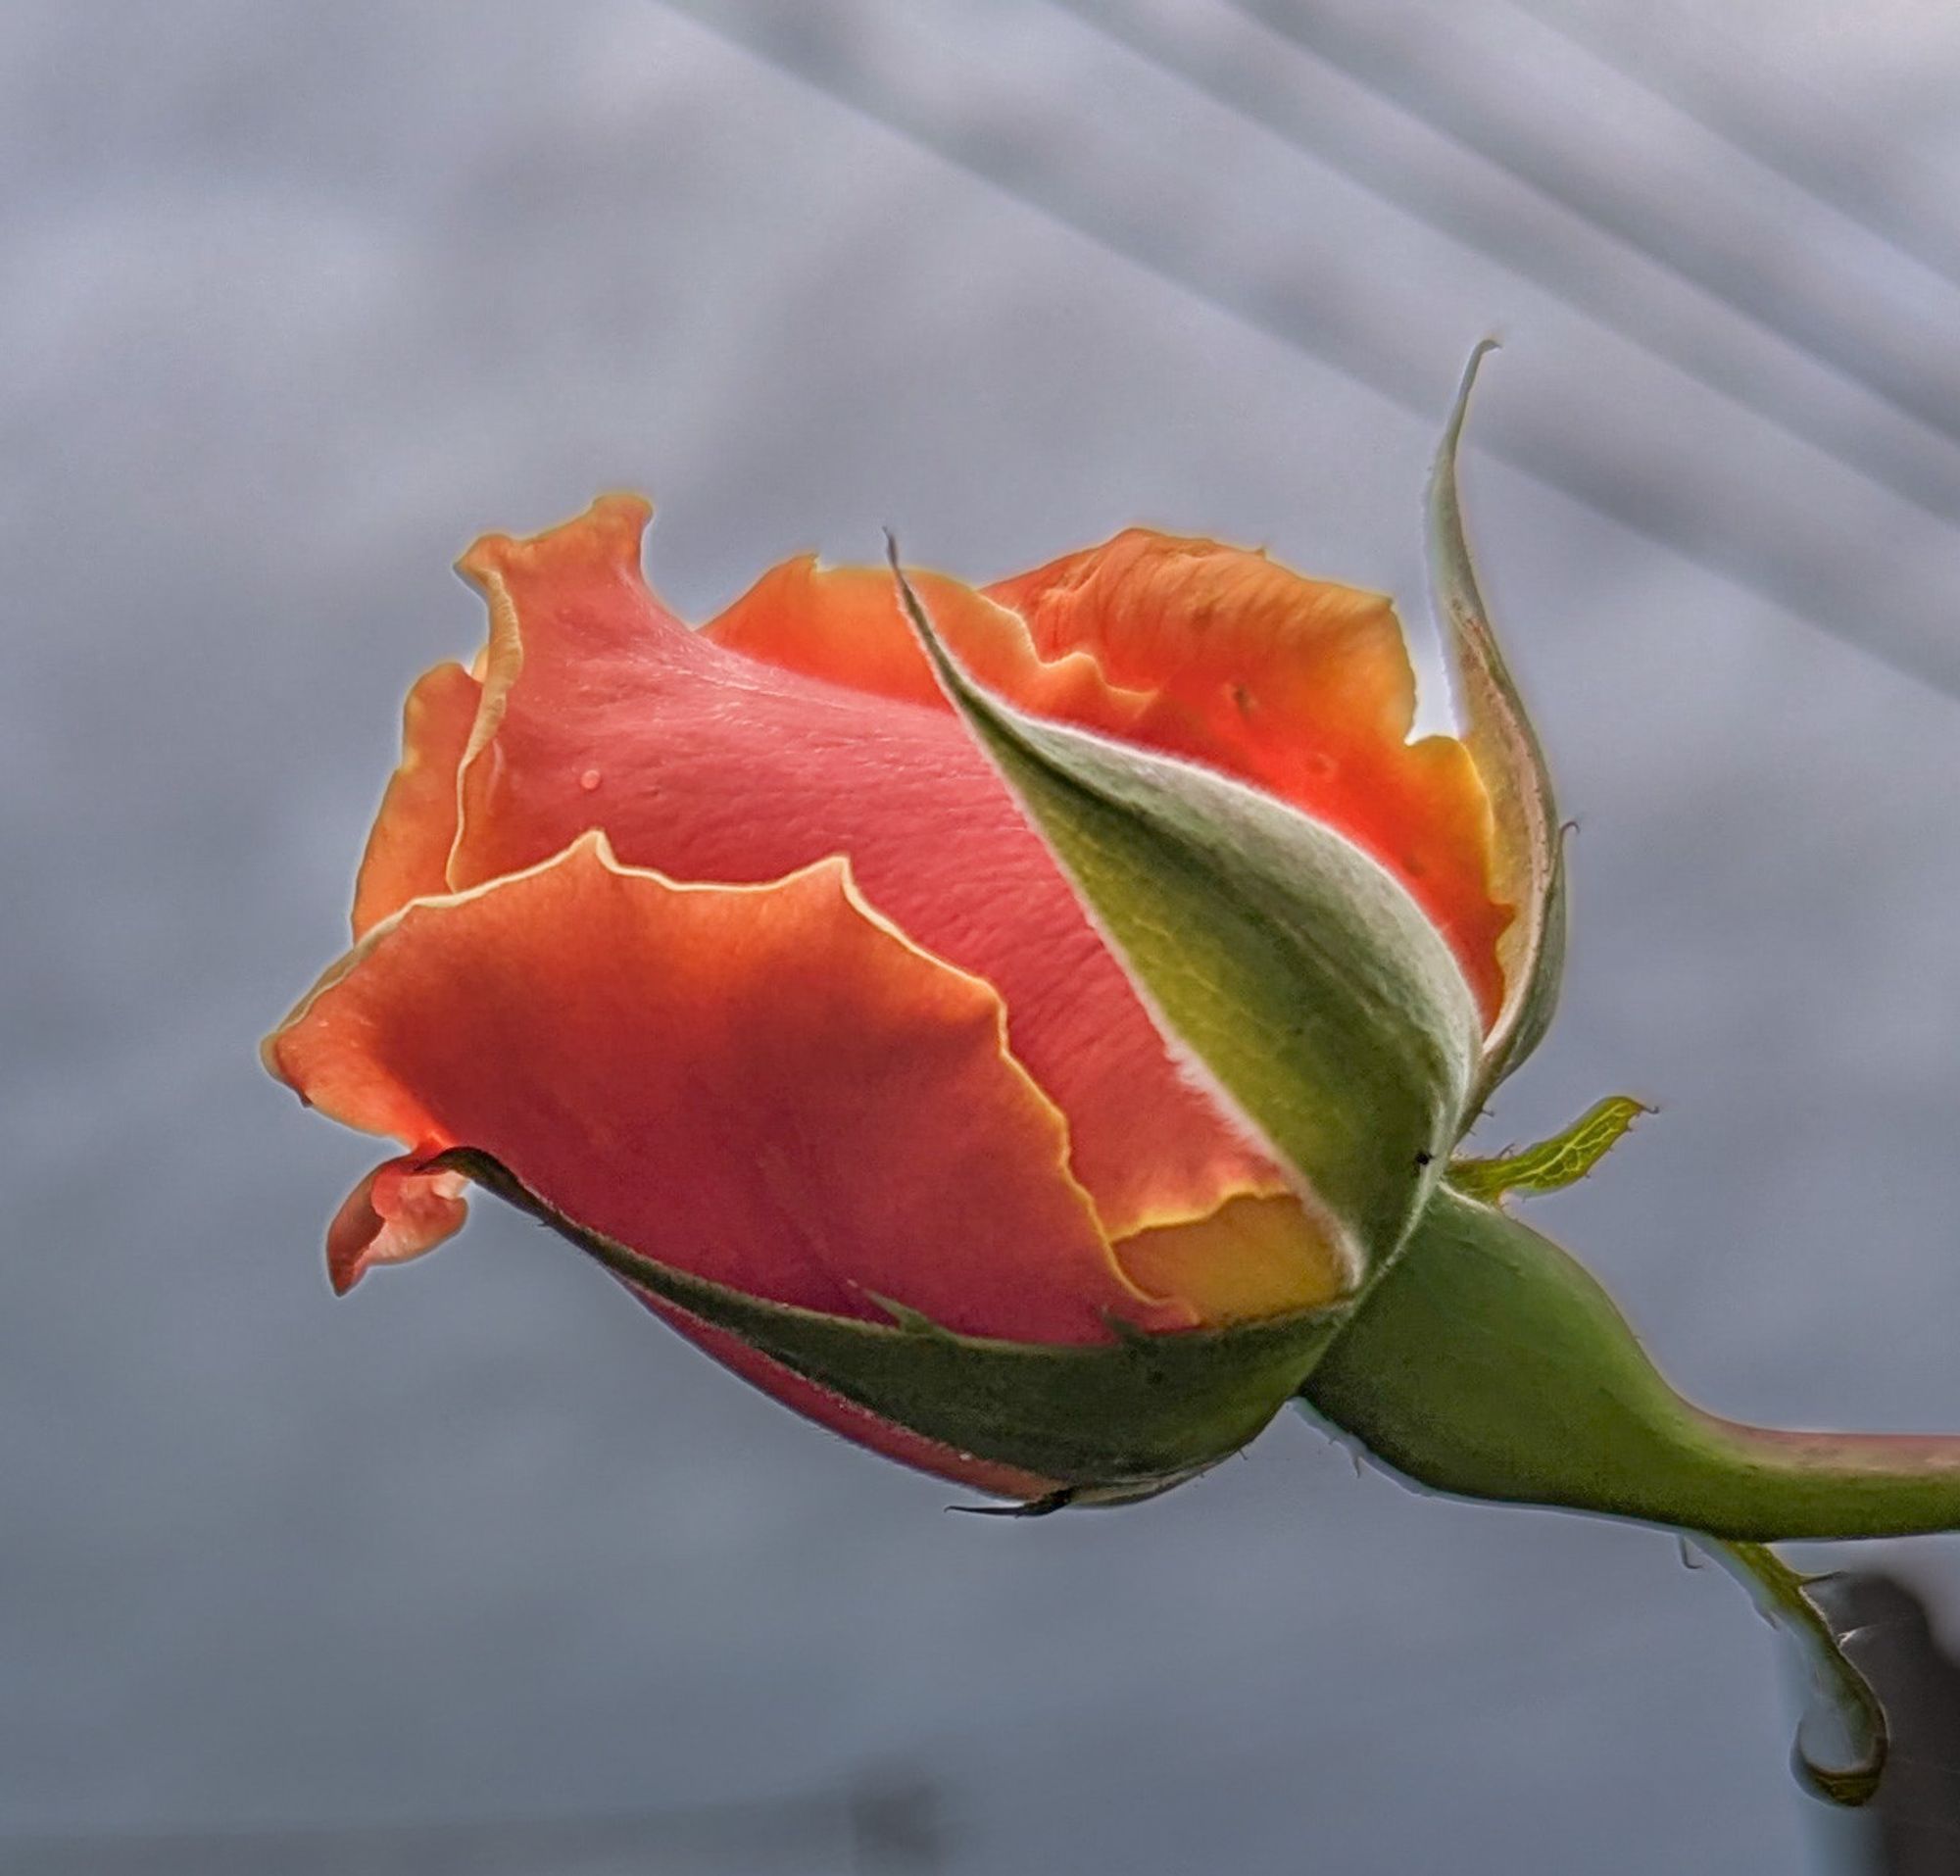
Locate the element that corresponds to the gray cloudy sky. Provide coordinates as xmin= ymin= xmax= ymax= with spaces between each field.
xmin=7 ymin=3 xmax=1960 ymax=1872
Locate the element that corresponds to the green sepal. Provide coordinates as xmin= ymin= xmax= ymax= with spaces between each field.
xmin=1431 ymin=344 xmax=1566 ymax=1109
xmin=1300 ymin=1183 xmax=1960 ymax=1541
xmin=437 ymin=1148 xmax=1349 ymax=1492
xmin=891 ymin=554 xmax=1482 ymax=1283
xmin=1448 ymin=1094 xmax=1651 ymax=1205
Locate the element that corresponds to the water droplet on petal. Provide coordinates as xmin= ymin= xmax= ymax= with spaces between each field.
xmin=579 ymin=767 xmax=603 ymax=793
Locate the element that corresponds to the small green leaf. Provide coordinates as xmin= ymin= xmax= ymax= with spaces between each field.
xmin=1300 ymin=1183 xmax=1960 ymax=1541
xmin=1431 ymin=344 xmax=1566 ymax=1108
xmin=439 ymin=1149 xmax=1349 ymax=1492
xmin=892 ymin=554 xmax=1482 ymax=1284
xmin=1448 ymin=1094 xmax=1651 ymax=1204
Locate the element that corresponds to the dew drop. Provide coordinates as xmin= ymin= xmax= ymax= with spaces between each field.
xmin=579 ymin=767 xmax=603 ymax=793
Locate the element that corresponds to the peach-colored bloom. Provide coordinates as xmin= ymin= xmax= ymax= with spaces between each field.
xmin=265 ymin=497 xmax=1505 ymax=1491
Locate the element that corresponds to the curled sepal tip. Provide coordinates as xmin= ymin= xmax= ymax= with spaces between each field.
xmin=1691 ymin=1540 xmax=1886 ymax=1807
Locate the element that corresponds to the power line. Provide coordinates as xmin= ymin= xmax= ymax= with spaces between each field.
xmin=1512 ymin=0 xmax=1960 ymax=299
xmin=650 ymin=2 xmax=1960 ymax=705
xmin=1226 ymin=0 xmax=1960 ymax=459
xmin=1055 ymin=0 xmax=1960 ymax=527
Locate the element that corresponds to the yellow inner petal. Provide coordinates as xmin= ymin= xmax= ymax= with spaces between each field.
xmin=1113 ymin=1193 xmax=1350 ymax=1326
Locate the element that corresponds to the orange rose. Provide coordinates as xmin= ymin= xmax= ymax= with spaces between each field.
xmin=264 ymin=354 xmax=1960 ymax=1813
xmin=265 ymin=492 xmax=1513 ymax=1499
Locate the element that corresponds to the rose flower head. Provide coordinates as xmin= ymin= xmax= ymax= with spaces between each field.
xmin=264 ymin=354 xmax=1560 ymax=1506
xmin=267 ymin=353 xmax=1960 ymax=1806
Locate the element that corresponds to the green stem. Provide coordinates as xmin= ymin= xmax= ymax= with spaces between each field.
xmin=1687 ymin=1424 xmax=1960 ymax=1538
xmin=1300 ymin=1185 xmax=1960 ymax=1542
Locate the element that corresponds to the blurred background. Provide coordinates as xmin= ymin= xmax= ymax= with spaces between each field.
xmin=6 ymin=1 xmax=1960 ymax=1870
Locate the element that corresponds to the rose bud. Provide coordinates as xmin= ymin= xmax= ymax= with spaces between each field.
xmin=262 ymin=349 xmax=1579 ymax=1507
xmin=269 ymin=350 xmax=1960 ymax=1804
xmin=266 ymin=350 xmax=1960 ymax=1545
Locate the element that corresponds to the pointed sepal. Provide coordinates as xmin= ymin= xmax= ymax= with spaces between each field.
xmin=1431 ymin=345 xmax=1566 ymax=1107
xmin=891 ymin=550 xmax=1483 ymax=1286
xmin=438 ymin=1149 xmax=1348 ymax=1493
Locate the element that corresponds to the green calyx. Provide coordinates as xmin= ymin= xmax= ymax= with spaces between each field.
xmin=437 ymin=1148 xmax=1348 ymax=1492
xmin=1294 ymin=1173 xmax=1954 ymax=1809
xmin=1300 ymin=1181 xmax=1960 ymax=1543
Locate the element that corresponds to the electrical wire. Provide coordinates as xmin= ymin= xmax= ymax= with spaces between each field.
xmin=1055 ymin=0 xmax=1960 ymax=527
xmin=650 ymin=1 xmax=1960 ymax=705
xmin=1226 ymin=0 xmax=1960 ymax=456
xmin=1512 ymin=0 xmax=1960 ymax=298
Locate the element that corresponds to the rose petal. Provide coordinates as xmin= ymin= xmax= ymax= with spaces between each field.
xmin=704 ymin=555 xmax=1155 ymax=727
xmin=350 ymin=660 xmax=481 ymax=938
xmin=324 ymin=1150 xmax=470 ymax=1295
xmin=1113 ymin=1194 xmax=1349 ymax=1327
xmin=267 ymin=831 xmax=1195 ymax=1345
xmin=439 ymin=499 xmax=1283 ymax=1243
